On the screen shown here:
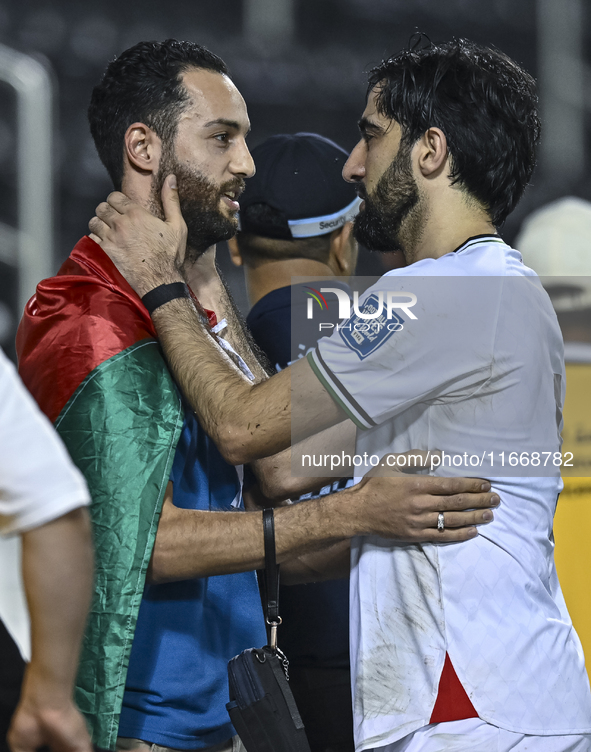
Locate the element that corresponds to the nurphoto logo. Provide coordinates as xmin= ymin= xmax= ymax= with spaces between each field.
xmin=306 ymin=287 xmax=418 ymax=321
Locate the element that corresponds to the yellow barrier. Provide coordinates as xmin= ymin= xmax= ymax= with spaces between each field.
xmin=555 ymin=363 xmax=591 ymax=682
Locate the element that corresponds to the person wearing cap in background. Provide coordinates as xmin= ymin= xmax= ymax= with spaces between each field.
xmin=227 ymin=132 xmax=361 ymax=752
xmin=516 ymin=196 xmax=591 ymax=683
xmin=229 ymin=132 xmax=360 ymax=370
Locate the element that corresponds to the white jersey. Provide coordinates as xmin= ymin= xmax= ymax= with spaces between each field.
xmin=0 ymin=347 xmax=89 ymax=535
xmin=308 ymin=236 xmax=591 ymax=748
xmin=0 ymin=346 xmax=90 ymax=659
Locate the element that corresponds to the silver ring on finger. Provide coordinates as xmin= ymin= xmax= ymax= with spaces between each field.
xmin=437 ymin=511 xmax=445 ymax=532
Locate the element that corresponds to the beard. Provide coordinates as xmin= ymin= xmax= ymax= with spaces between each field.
xmin=353 ymin=141 xmax=423 ymax=255
xmin=151 ymin=149 xmax=244 ymax=262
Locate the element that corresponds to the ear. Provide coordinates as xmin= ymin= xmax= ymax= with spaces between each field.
xmin=123 ymin=122 xmax=162 ymax=177
xmin=417 ymin=127 xmax=448 ymax=178
xmin=227 ymin=236 xmax=243 ymax=267
xmin=328 ymin=222 xmax=358 ymax=277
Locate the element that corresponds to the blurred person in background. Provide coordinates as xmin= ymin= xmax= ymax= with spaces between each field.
xmin=16 ymin=38 xmax=497 ymax=752
xmin=517 ymin=196 xmax=591 ymax=682
xmin=228 ymin=131 xmax=360 ymax=752
xmin=0 ymin=348 xmax=92 ymax=752
xmin=91 ymin=38 xmax=591 ymax=751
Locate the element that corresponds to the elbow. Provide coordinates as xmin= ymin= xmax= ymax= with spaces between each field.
xmin=212 ymin=426 xmax=266 ymax=466
xmin=217 ymin=442 xmax=257 ymax=467
xmin=257 ymin=470 xmax=292 ymax=502
xmin=146 ymin=543 xmax=173 ymax=584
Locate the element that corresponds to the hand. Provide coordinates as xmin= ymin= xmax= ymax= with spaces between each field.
xmin=8 ymin=693 xmax=92 ymax=752
xmin=356 ymin=475 xmax=498 ymax=543
xmin=88 ymin=174 xmax=187 ymax=297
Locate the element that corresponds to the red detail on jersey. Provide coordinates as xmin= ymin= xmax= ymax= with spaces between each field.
xmin=204 ymin=308 xmax=217 ymax=328
xmin=429 ymin=653 xmax=479 ymax=724
xmin=186 ymin=286 xmax=217 ymax=328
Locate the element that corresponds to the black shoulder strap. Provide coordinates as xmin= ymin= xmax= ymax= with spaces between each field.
xmin=262 ymin=508 xmax=281 ymax=649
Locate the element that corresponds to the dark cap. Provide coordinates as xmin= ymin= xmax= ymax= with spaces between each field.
xmin=238 ymin=132 xmax=361 ymax=240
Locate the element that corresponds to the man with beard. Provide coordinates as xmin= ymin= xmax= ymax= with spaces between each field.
xmin=91 ymin=39 xmax=591 ymax=750
xmin=16 ymin=39 xmax=498 ymax=752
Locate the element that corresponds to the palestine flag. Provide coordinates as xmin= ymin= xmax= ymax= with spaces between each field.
xmin=17 ymin=236 xmax=184 ymax=750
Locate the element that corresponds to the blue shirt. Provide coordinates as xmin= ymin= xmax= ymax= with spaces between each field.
xmin=118 ymin=410 xmax=266 ymax=749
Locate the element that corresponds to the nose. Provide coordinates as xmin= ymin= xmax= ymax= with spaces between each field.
xmin=231 ymin=138 xmax=256 ymax=179
xmin=343 ymin=140 xmax=366 ymax=183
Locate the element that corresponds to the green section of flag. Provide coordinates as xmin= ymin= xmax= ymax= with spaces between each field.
xmin=55 ymin=339 xmax=184 ymax=750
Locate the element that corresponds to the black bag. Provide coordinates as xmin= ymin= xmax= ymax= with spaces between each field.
xmin=226 ymin=509 xmax=311 ymax=752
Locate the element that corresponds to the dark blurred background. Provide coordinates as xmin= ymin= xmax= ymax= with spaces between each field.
xmin=0 ymin=0 xmax=588 ymax=358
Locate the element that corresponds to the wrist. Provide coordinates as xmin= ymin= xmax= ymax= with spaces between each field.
xmin=136 ymin=271 xmax=184 ymax=298
xmin=142 ymin=282 xmax=191 ymax=315
xmin=310 ymin=489 xmax=359 ymax=542
xmin=20 ymin=666 xmax=73 ymax=707
xmin=326 ymin=481 xmax=369 ymax=539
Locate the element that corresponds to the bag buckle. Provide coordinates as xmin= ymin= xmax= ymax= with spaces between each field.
xmin=266 ymin=616 xmax=283 ymax=652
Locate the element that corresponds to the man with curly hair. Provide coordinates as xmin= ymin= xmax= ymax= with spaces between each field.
xmin=93 ymin=39 xmax=591 ymax=751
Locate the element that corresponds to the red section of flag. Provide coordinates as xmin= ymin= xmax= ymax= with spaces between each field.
xmin=18 ymin=236 xmax=155 ymax=422
xmin=430 ymin=653 xmax=479 ymax=724
xmin=17 ymin=235 xmax=217 ymax=423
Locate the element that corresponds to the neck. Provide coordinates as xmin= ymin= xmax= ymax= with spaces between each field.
xmin=401 ymin=190 xmax=497 ymax=265
xmin=120 ymin=175 xmax=153 ymax=213
xmin=245 ymin=258 xmax=336 ymax=307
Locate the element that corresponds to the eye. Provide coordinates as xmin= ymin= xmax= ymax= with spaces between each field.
xmin=214 ymin=132 xmax=230 ymax=144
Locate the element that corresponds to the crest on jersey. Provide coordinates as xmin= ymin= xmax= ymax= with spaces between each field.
xmin=339 ymin=293 xmax=404 ymax=359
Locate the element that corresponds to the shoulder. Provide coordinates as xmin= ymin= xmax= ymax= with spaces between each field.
xmin=247 ymin=285 xmax=292 ymax=326
xmin=17 ymin=237 xmax=157 ymax=422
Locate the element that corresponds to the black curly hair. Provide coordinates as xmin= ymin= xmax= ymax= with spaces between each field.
xmin=367 ymin=38 xmax=541 ymax=225
xmin=88 ymin=39 xmax=228 ymax=190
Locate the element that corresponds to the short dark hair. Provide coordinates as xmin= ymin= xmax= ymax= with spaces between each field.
xmin=237 ymin=204 xmax=331 ymax=266
xmin=88 ymin=39 xmax=228 ymax=189
xmin=368 ymin=38 xmax=540 ymax=225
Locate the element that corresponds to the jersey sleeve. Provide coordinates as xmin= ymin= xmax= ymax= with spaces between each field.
xmin=307 ymin=275 xmax=499 ymax=429
xmin=0 ymin=349 xmax=90 ymax=535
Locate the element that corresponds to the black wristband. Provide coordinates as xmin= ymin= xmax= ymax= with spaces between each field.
xmin=142 ymin=282 xmax=191 ymax=315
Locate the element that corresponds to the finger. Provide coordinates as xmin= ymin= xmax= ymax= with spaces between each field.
xmin=161 ymin=174 xmax=184 ymax=225
xmin=88 ymin=216 xmax=109 ymax=239
xmin=432 ymin=508 xmax=494 ymax=529
xmin=436 ymin=491 xmax=500 ymax=512
xmin=420 ymin=527 xmax=479 ymax=543
xmin=419 ymin=476 xmax=491 ymax=495
xmin=106 ymin=191 xmax=134 ymax=213
xmin=47 ymin=726 xmax=93 ymax=752
xmin=94 ymin=201 xmax=119 ymax=225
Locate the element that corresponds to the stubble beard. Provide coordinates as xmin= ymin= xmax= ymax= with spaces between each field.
xmin=150 ymin=147 xmax=243 ymax=264
xmin=353 ymin=141 xmax=426 ymax=261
